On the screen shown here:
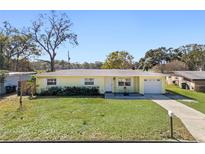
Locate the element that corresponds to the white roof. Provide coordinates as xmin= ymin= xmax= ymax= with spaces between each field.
xmin=37 ymin=69 xmax=165 ymax=77
xmin=174 ymin=71 xmax=205 ymax=80
xmin=8 ymin=72 xmax=36 ymax=76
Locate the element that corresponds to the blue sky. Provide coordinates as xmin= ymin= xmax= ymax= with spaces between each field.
xmin=0 ymin=10 xmax=205 ymax=63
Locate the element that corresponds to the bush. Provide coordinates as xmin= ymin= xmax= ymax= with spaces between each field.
xmin=38 ymin=86 xmax=100 ymax=96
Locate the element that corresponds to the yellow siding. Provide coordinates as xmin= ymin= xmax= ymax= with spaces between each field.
xmin=113 ymin=77 xmax=116 ymax=92
xmin=114 ymin=77 xmax=135 ymax=93
xmin=139 ymin=76 xmax=165 ymax=94
xmin=36 ymin=75 xmax=165 ymax=95
xmin=135 ymin=76 xmax=139 ymax=92
xmin=36 ymin=76 xmax=105 ymax=94
xmin=133 ymin=77 xmax=137 ymax=92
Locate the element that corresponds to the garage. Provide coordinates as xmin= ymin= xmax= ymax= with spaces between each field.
xmin=144 ymin=79 xmax=162 ymax=94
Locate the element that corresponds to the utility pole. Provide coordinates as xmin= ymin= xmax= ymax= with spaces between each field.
xmin=68 ymin=49 xmax=71 ymax=69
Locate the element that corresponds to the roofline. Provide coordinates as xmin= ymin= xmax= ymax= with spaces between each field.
xmin=7 ymin=72 xmax=36 ymax=75
xmin=192 ymin=79 xmax=205 ymax=81
xmin=173 ymin=72 xmax=205 ymax=81
xmin=36 ymin=74 xmax=166 ymax=77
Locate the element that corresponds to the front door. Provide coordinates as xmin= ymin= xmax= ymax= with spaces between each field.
xmin=105 ymin=77 xmax=112 ymax=92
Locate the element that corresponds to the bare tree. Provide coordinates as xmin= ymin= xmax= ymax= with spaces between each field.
xmin=30 ymin=11 xmax=78 ymax=72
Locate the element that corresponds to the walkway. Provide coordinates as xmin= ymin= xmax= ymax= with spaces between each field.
xmin=152 ymin=95 xmax=205 ymax=142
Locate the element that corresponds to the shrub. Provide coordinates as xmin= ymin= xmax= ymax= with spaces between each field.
xmin=38 ymin=86 xmax=100 ymax=96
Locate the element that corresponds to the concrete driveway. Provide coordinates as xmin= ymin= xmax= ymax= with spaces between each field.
xmin=152 ymin=95 xmax=205 ymax=142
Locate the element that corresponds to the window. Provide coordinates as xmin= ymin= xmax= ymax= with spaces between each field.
xmin=118 ymin=79 xmax=124 ymax=86
xmin=47 ymin=79 xmax=56 ymax=85
xmin=125 ymin=79 xmax=131 ymax=86
xmin=118 ymin=78 xmax=131 ymax=86
xmin=84 ymin=78 xmax=94 ymax=85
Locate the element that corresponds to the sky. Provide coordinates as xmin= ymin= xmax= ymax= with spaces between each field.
xmin=0 ymin=10 xmax=205 ymax=63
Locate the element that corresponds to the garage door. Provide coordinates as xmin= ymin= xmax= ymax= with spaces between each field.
xmin=144 ymin=79 xmax=162 ymax=94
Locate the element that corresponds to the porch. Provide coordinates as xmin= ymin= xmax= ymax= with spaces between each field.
xmin=104 ymin=76 xmax=140 ymax=94
xmin=104 ymin=76 xmax=164 ymax=95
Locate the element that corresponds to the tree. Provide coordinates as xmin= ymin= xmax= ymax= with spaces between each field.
xmin=0 ymin=22 xmax=19 ymax=69
xmin=0 ymin=70 xmax=7 ymax=83
xmin=13 ymin=33 xmax=40 ymax=71
xmin=31 ymin=11 xmax=78 ymax=72
xmin=102 ymin=51 xmax=134 ymax=69
xmin=0 ymin=22 xmax=40 ymax=71
xmin=176 ymin=44 xmax=205 ymax=70
xmin=138 ymin=44 xmax=205 ymax=71
xmin=152 ymin=60 xmax=188 ymax=73
xmin=0 ymin=32 xmax=8 ymax=70
xmin=138 ymin=47 xmax=170 ymax=71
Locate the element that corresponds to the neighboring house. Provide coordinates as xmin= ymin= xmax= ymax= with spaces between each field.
xmin=1 ymin=72 xmax=36 ymax=95
xmin=166 ymin=71 xmax=205 ymax=92
xmin=166 ymin=74 xmax=181 ymax=85
xmin=36 ymin=69 xmax=166 ymax=95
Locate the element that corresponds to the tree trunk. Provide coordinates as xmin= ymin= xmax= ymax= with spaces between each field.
xmin=50 ymin=57 xmax=55 ymax=72
xmin=16 ymin=56 xmax=19 ymax=72
xmin=6 ymin=57 xmax=11 ymax=70
xmin=19 ymin=81 xmax=23 ymax=110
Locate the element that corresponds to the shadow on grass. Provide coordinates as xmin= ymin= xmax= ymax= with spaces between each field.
xmin=0 ymin=92 xmax=17 ymax=101
xmin=165 ymin=89 xmax=197 ymax=101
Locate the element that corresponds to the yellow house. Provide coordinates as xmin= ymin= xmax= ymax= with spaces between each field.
xmin=36 ymin=69 xmax=166 ymax=95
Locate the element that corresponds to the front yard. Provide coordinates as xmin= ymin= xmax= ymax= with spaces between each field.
xmin=166 ymin=85 xmax=205 ymax=114
xmin=0 ymin=96 xmax=193 ymax=141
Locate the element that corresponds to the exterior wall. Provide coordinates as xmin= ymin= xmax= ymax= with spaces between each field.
xmin=114 ymin=77 xmax=135 ymax=93
xmin=36 ymin=75 xmax=165 ymax=95
xmin=166 ymin=75 xmax=181 ymax=85
xmin=166 ymin=76 xmax=173 ymax=85
xmin=36 ymin=76 xmax=105 ymax=94
xmin=167 ymin=74 xmax=205 ymax=92
xmin=4 ymin=74 xmax=33 ymax=88
xmin=139 ymin=76 xmax=165 ymax=94
xmin=178 ymin=77 xmax=185 ymax=88
xmin=113 ymin=77 xmax=116 ymax=93
xmin=174 ymin=79 xmax=205 ymax=92
xmin=193 ymin=80 xmax=205 ymax=92
xmin=135 ymin=76 xmax=140 ymax=92
xmin=178 ymin=79 xmax=194 ymax=90
xmin=112 ymin=77 xmax=140 ymax=93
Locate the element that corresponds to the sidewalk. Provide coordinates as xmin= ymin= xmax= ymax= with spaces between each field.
xmin=152 ymin=95 xmax=205 ymax=142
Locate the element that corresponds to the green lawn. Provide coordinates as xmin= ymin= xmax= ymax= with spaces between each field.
xmin=166 ymin=84 xmax=205 ymax=114
xmin=0 ymin=96 xmax=194 ymax=141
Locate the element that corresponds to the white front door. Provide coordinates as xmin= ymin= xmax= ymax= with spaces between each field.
xmin=105 ymin=77 xmax=112 ymax=92
xmin=144 ymin=79 xmax=162 ymax=94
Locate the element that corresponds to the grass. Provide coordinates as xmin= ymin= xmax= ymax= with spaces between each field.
xmin=166 ymin=84 xmax=205 ymax=114
xmin=0 ymin=96 xmax=194 ymax=141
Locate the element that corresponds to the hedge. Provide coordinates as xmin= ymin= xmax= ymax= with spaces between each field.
xmin=38 ymin=86 xmax=100 ymax=96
